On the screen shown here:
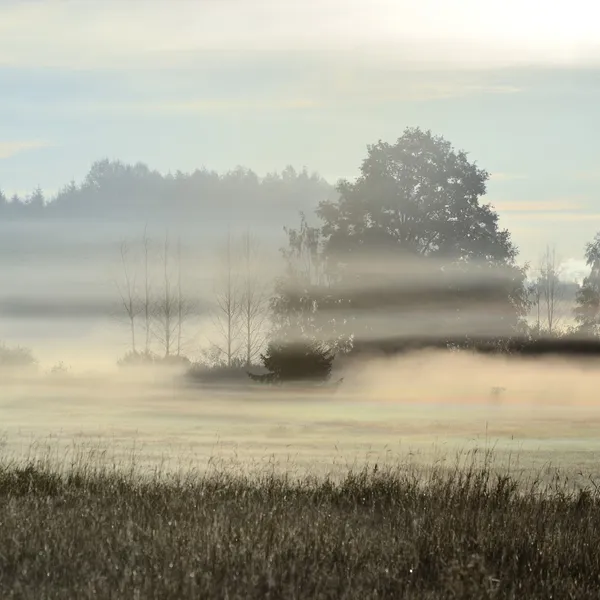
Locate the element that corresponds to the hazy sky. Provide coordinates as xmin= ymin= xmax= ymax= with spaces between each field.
xmin=1 ymin=0 xmax=600 ymax=276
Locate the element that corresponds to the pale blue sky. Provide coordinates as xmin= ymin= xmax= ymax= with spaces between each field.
xmin=1 ymin=0 xmax=600 ymax=277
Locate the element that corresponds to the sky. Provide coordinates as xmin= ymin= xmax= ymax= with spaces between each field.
xmin=1 ymin=0 xmax=600 ymax=278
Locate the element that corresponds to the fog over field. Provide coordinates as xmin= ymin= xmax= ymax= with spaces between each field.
xmin=3 ymin=0 xmax=600 ymax=485
xmin=2 ymin=349 xmax=600 ymax=487
xmin=0 ymin=160 xmax=598 ymax=483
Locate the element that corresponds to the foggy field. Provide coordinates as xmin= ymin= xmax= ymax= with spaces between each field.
xmin=2 ymin=354 xmax=600 ymax=597
xmin=3 ymin=351 xmax=600 ymax=484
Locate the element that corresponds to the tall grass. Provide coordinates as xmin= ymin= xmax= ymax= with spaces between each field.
xmin=0 ymin=447 xmax=598 ymax=599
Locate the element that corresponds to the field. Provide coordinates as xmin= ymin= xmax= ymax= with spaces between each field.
xmin=2 ymin=350 xmax=600 ymax=598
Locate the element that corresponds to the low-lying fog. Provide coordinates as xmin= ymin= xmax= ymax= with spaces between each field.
xmin=3 ymin=351 xmax=600 ymax=484
xmin=0 ymin=221 xmax=596 ymax=485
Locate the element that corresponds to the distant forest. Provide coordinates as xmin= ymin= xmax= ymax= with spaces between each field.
xmin=0 ymin=160 xmax=334 ymax=224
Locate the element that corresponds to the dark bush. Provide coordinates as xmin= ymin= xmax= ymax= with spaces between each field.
xmin=248 ymin=340 xmax=335 ymax=384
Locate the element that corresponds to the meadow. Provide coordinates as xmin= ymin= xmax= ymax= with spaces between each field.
xmin=2 ymin=350 xmax=600 ymax=598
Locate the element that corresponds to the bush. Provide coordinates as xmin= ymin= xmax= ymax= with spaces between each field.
xmin=0 ymin=342 xmax=38 ymax=372
xmin=248 ymin=340 xmax=335 ymax=384
xmin=186 ymin=363 xmax=264 ymax=385
xmin=117 ymin=350 xmax=190 ymax=369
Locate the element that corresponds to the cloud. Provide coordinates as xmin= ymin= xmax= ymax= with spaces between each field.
xmin=561 ymin=258 xmax=588 ymax=283
xmin=509 ymin=212 xmax=600 ymax=222
xmin=32 ymin=76 xmax=521 ymax=118
xmin=489 ymin=172 xmax=528 ymax=182
xmin=0 ymin=0 xmax=599 ymax=71
xmin=0 ymin=140 xmax=50 ymax=159
xmin=491 ymin=200 xmax=588 ymax=212
xmin=571 ymin=170 xmax=600 ymax=182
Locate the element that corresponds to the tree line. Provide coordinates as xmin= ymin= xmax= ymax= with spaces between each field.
xmin=6 ymin=126 xmax=600 ymax=381
xmin=0 ymin=163 xmax=332 ymax=225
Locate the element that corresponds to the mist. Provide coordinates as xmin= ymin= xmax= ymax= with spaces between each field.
xmin=1 ymin=100 xmax=598 ymax=488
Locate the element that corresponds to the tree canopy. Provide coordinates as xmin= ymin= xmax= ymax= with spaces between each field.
xmin=272 ymin=128 xmax=528 ymax=350
xmin=318 ymin=127 xmax=516 ymax=265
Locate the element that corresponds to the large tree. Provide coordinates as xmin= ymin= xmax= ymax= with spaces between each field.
xmin=274 ymin=128 xmax=528 ymax=348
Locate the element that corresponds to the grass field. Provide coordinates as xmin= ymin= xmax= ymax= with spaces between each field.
xmin=0 ymin=450 xmax=599 ymax=599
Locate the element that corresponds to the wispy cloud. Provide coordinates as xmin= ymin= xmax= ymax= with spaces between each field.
xmin=571 ymin=169 xmax=600 ymax=182
xmin=0 ymin=0 xmax=599 ymax=71
xmin=11 ymin=77 xmax=520 ymax=119
xmin=491 ymin=199 xmax=587 ymax=213
xmin=489 ymin=172 xmax=528 ymax=182
xmin=0 ymin=140 xmax=50 ymax=159
xmin=509 ymin=212 xmax=600 ymax=222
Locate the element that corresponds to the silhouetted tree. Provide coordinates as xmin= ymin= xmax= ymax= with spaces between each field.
xmin=574 ymin=232 xmax=600 ymax=336
xmin=248 ymin=340 xmax=334 ymax=384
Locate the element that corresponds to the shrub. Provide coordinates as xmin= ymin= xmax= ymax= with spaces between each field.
xmin=248 ymin=340 xmax=334 ymax=384
xmin=0 ymin=342 xmax=38 ymax=372
xmin=117 ymin=351 xmax=190 ymax=369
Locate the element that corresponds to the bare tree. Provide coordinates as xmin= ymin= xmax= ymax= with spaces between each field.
xmin=210 ymin=230 xmax=243 ymax=367
xmin=239 ymin=231 xmax=269 ymax=366
xmin=142 ymin=225 xmax=152 ymax=353
xmin=115 ymin=241 xmax=139 ymax=353
xmin=174 ymin=237 xmax=195 ymax=357
xmin=153 ymin=233 xmax=179 ymax=357
xmin=533 ymin=244 xmax=566 ymax=335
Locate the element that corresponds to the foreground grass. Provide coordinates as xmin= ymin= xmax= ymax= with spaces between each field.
xmin=0 ymin=456 xmax=599 ymax=599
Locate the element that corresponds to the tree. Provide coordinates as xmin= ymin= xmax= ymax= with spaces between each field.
xmin=115 ymin=241 xmax=139 ymax=353
xmin=574 ymin=232 xmax=600 ymax=336
xmin=273 ymin=127 xmax=528 ymax=349
xmin=209 ymin=231 xmax=242 ymax=367
xmin=141 ymin=225 xmax=152 ymax=353
xmin=530 ymin=245 xmax=566 ymax=336
xmin=25 ymin=187 xmax=45 ymax=210
xmin=248 ymin=340 xmax=335 ymax=384
xmin=239 ymin=231 xmax=269 ymax=366
xmin=153 ymin=234 xmax=179 ymax=357
xmin=270 ymin=213 xmax=353 ymax=351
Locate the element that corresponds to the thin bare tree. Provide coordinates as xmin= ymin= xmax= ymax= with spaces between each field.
xmin=534 ymin=244 xmax=566 ymax=335
xmin=174 ymin=237 xmax=195 ymax=357
xmin=142 ymin=225 xmax=152 ymax=353
xmin=240 ymin=231 xmax=269 ymax=366
xmin=115 ymin=241 xmax=140 ymax=353
xmin=153 ymin=233 xmax=179 ymax=357
xmin=210 ymin=230 xmax=243 ymax=367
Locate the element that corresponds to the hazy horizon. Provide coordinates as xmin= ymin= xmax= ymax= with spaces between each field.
xmin=2 ymin=0 xmax=600 ymax=273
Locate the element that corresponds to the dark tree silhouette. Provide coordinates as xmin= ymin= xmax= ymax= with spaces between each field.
xmin=248 ymin=340 xmax=334 ymax=384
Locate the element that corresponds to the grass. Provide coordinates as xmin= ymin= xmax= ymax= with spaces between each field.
xmin=0 ymin=449 xmax=599 ymax=599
